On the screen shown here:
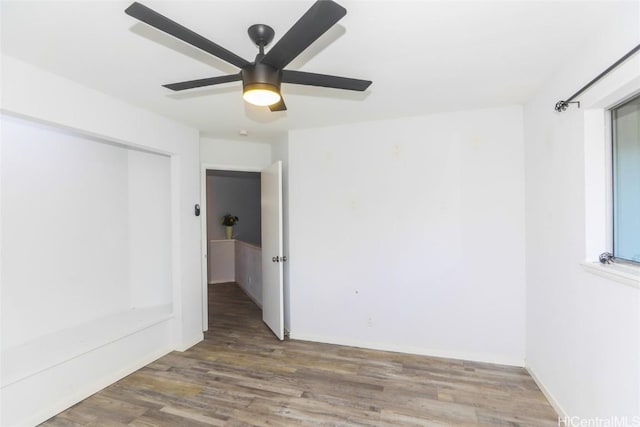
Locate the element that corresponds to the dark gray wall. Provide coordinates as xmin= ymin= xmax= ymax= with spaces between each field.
xmin=206 ymin=171 xmax=261 ymax=246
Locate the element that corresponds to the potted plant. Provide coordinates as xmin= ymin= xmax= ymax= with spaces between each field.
xmin=221 ymin=214 xmax=239 ymax=239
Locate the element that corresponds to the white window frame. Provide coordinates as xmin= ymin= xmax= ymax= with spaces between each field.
xmin=609 ymin=95 xmax=640 ymax=264
xmin=580 ymin=54 xmax=640 ymax=288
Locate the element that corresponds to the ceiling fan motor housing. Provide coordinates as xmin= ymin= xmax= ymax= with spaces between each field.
xmin=242 ymin=60 xmax=282 ymax=93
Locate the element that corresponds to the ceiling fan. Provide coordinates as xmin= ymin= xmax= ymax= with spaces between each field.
xmin=124 ymin=0 xmax=372 ymax=112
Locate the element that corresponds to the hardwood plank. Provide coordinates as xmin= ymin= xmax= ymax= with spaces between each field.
xmin=41 ymin=283 xmax=558 ymax=426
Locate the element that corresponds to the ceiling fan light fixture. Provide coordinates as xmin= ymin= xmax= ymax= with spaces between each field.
xmin=126 ymin=1 xmax=371 ymax=113
xmin=242 ymin=83 xmax=281 ymax=106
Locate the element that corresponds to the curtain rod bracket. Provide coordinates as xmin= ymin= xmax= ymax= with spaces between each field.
xmin=555 ymin=101 xmax=580 ymax=112
xmin=554 ymin=43 xmax=640 ymax=112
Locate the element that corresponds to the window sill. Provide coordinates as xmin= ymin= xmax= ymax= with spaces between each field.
xmin=580 ymin=261 xmax=640 ymax=289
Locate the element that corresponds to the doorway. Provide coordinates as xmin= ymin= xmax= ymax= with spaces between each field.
xmin=204 ymin=168 xmax=263 ymax=323
xmin=200 ymin=162 xmax=285 ymax=340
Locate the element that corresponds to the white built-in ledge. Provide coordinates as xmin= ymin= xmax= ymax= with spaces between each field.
xmin=235 ymin=240 xmax=261 ymax=250
xmin=1 ymin=304 xmax=173 ymax=387
xmin=580 ymin=261 xmax=640 ymax=289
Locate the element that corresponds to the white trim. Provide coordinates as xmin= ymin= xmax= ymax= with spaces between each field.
xmin=202 ymin=163 xmax=263 ymax=173
xmin=1 ymin=110 xmax=176 ymax=157
xmin=583 ymin=109 xmax=610 ymax=261
xmin=0 ymin=101 xmax=4 ymax=427
xmin=170 ymin=154 xmax=183 ymax=344
xmin=175 ymin=333 xmax=204 ymax=352
xmin=208 ymin=279 xmax=233 ymax=285
xmin=2 ymin=306 xmax=173 ymax=387
xmin=580 ymin=261 xmax=640 ymax=289
xmin=579 ymin=54 xmax=640 ymax=112
xmin=2 ymin=321 xmax=175 ymax=427
xmin=289 ymin=332 xmax=524 ymax=367
xmin=581 ymin=58 xmax=640 ymax=271
xmin=200 ymin=162 xmax=265 ymax=333
xmin=200 ymin=165 xmax=208 ymax=332
xmin=525 ymin=365 xmax=566 ymax=420
xmin=234 ymin=239 xmax=262 ymax=250
xmin=18 ymin=347 xmax=173 ymax=427
xmin=237 ymin=283 xmax=263 ymax=309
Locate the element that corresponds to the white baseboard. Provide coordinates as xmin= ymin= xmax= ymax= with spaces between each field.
xmin=22 ymin=346 xmax=172 ymax=427
xmin=525 ymin=364 xmax=567 ymax=419
xmin=2 ymin=306 xmax=173 ymax=388
xmin=3 ymin=321 xmax=175 ymax=427
xmin=289 ymin=332 xmax=524 ymax=367
xmin=176 ymin=333 xmax=204 ymax=352
xmin=236 ymin=282 xmax=262 ymax=309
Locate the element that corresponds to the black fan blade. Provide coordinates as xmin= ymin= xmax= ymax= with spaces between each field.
xmin=163 ymin=74 xmax=241 ymax=91
xmin=125 ymin=2 xmax=250 ymax=69
xmin=261 ymin=0 xmax=346 ymax=70
xmin=282 ymin=70 xmax=371 ymax=91
xmin=269 ymin=97 xmax=287 ymax=112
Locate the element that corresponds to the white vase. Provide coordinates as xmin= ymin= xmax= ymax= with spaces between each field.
xmin=225 ymin=226 xmax=233 ymax=239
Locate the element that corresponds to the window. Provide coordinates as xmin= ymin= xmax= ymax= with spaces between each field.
xmin=611 ymin=94 xmax=640 ymax=263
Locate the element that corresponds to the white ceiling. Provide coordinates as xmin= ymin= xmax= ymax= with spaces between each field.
xmin=1 ymin=1 xmax=634 ymax=142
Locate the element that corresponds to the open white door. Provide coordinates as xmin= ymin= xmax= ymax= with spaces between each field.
xmin=261 ymin=161 xmax=284 ymax=340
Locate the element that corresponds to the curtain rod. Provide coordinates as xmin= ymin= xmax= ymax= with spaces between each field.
xmin=555 ymin=43 xmax=640 ymax=112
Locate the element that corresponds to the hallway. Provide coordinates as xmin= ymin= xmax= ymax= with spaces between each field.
xmin=42 ymin=283 xmax=557 ymax=426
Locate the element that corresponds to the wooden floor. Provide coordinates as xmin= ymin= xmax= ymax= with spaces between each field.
xmin=42 ymin=283 xmax=557 ymax=426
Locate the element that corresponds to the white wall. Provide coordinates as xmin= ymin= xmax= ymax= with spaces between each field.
xmin=0 ymin=117 xmax=170 ymax=348
xmin=235 ymin=241 xmax=262 ymax=307
xmin=0 ymin=55 xmax=201 ymax=426
xmin=288 ymin=106 xmax=526 ymax=365
xmin=2 ymin=117 xmax=125 ymax=348
xmin=208 ymin=240 xmax=235 ymax=284
xmin=523 ymin=4 xmax=640 ymax=420
xmin=206 ymin=173 xmax=261 ymax=245
xmin=128 ymin=149 xmax=172 ymax=308
xmin=200 ymin=137 xmax=271 ymax=170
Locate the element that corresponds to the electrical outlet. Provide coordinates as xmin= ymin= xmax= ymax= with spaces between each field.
xmin=367 ymin=317 xmax=373 ymax=327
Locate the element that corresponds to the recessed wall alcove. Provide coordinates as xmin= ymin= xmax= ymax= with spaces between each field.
xmin=1 ymin=114 xmax=173 ymax=394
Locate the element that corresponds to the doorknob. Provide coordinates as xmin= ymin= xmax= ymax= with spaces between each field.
xmin=281 ymin=256 xmax=287 ymax=262
xmin=272 ymin=256 xmax=280 ymax=263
